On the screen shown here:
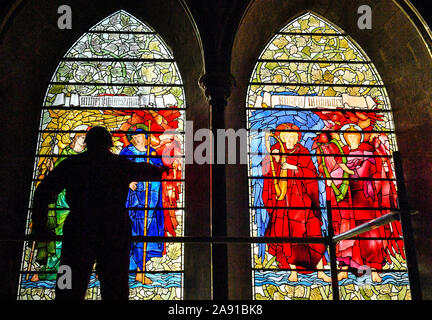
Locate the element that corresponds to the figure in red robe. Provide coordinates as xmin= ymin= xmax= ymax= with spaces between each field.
xmin=262 ymin=123 xmax=330 ymax=282
xmin=370 ymin=133 xmax=404 ymax=260
xmin=317 ymin=124 xmax=401 ymax=282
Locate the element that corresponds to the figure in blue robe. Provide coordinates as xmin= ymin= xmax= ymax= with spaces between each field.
xmin=120 ymin=135 xmax=165 ymax=273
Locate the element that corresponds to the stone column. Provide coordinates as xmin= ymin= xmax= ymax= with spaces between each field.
xmin=199 ymin=73 xmax=234 ymax=300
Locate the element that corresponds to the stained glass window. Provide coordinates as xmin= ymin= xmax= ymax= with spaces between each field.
xmin=247 ymin=12 xmax=409 ymax=300
xmin=18 ymin=10 xmax=185 ymax=300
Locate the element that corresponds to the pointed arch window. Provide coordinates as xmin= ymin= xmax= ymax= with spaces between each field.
xmin=247 ymin=12 xmax=410 ymax=300
xmin=18 ymin=10 xmax=185 ymax=300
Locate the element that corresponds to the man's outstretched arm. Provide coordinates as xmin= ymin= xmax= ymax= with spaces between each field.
xmin=126 ymin=160 xmax=170 ymax=182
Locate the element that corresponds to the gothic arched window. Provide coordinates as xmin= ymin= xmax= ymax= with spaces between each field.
xmin=18 ymin=10 xmax=185 ymax=300
xmin=247 ymin=12 xmax=409 ymax=300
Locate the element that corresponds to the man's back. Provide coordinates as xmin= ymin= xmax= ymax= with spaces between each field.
xmin=58 ymin=152 xmax=134 ymax=237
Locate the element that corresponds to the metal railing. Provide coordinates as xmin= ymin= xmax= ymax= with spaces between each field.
xmin=3 ymin=151 xmax=422 ymax=300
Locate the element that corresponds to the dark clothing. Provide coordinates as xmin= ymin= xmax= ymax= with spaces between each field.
xmin=32 ymin=150 xmax=164 ymax=300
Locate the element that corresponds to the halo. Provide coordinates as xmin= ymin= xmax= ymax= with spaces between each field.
xmin=274 ymin=123 xmax=302 ymax=141
xmin=339 ymin=124 xmax=363 ymax=146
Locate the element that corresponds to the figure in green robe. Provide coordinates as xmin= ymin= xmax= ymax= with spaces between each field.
xmin=32 ymin=128 xmax=88 ymax=281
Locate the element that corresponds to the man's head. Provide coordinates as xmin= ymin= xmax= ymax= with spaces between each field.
xmin=84 ymin=126 xmax=113 ymax=151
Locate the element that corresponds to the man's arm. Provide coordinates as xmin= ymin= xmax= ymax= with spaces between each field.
xmin=31 ymin=161 xmax=68 ymax=236
xmin=126 ymin=159 xmax=170 ymax=182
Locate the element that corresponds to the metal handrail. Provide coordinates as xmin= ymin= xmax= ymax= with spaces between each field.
xmin=332 ymin=209 xmax=418 ymax=243
xmin=1 ymin=210 xmax=416 ymax=244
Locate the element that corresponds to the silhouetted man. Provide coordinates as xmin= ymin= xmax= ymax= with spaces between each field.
xmin=31 ymin=126 xmax=169 ymax=300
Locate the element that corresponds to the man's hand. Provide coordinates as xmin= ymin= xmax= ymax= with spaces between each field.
xmin=129 ymin=181 xmax=138 ymax=191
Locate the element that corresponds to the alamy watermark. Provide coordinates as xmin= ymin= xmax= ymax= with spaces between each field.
xmin=358 ymin=5 xmax=372 ymax=30
xmin=182 ymin=122 xmax=248 ymax=166
xmin=160 ymin=121 xmax=278 ymax=171
xmin=57 ymin=5 xmax=72 ymax=30
xmin=57 ymin=264 xmax=72 ymax=290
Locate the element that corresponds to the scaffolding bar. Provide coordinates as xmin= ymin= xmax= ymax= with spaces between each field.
xmin=332 ymin=210 xmax=404 ymax=243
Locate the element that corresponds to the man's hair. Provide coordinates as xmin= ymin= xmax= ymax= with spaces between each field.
xmin=84 ymin=126 xmax=113 ymax=149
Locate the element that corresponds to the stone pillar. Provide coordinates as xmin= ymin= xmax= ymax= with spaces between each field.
xmin=199 ymin=73 xmax=234 ymax=300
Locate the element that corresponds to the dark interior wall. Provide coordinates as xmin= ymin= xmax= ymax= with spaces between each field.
xmin=1 ymin=0 xmax=432 ymax=300
xmin=228 ymin=0 xmax=432 ymax=299
xmin=0 ymin=0 xmax=210 ymax=299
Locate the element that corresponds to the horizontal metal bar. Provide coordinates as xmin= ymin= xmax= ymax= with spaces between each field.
xmin=41 ymin=106 xmax=187 ymax=111
xmin=19 ymin=270 xmax=183 ymax=274
xmin=87 ymin=30 xmax=157 ymax=35
xmin=248 ymin=152 xmax=393 ymax=158
xmin=38 ymin=129 xmax=185 ymax=134
xmin=132 ymin=236 xmax=328 ymax=244
xmin=32 ymin=178 xmax=185 ymax=182
xmin=246 ymin=107 xmax=390 ymax=112
xmin=329 ymin=207 xmax=398 ymax=211
xmin=35 ymin=154 xmax=185 ymax=159
xmin=251 ymin=235 xmax=403 ymax=241
xmin=28 ymin=207 xmax=185 ymax=211
xmin=49 ymin=81 xmax=183 ymax=87
xmin=275 ymin=32 xmax=348 ymax=36
xmin=256 ymin=59 xmax=372 ymax=64
xmin=250 ymin=206 xmax=326 ymax=210
xmin=248 ymin=128 xmax=394 ymax=134
xmin=252 ymin=268 xmax=407 ymax=273
xmin=253 ymin=268 xmax=331 ymax=272
xmin=5 ymin=236 xmax=327 ymax=244
xmin=249 ymin=176 xmax=396 ymax=181
xmin=330 ymin=237 xmax=404 ymax=241
xmin=5 ymin=235 xmax=404 ymax=244
xmin=46 ymin=83 xmax=184 ymax=89
xmin=249 ymin=206 xmax=398 ymax=211
xmin=61 ymin=58 xmax=175 ymax=63
xmin=248 ymin=82 xmax=384 ymax=88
